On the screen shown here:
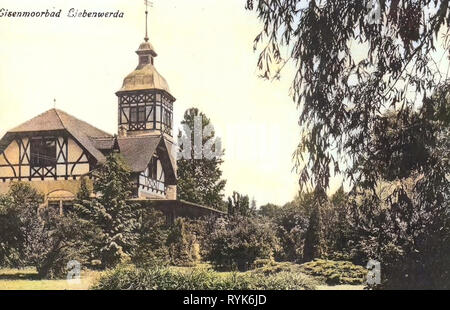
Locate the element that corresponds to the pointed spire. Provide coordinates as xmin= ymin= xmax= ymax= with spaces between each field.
xmin=144 ymin=0 xmax=153 ymax=42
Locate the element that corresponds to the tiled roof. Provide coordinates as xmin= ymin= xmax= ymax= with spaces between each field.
xmin=4 ymin=109 xmax=112 ymax=163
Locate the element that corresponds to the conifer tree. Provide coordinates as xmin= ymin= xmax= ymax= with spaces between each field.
xmin=75 ymin=153 xmax=138 ymax=268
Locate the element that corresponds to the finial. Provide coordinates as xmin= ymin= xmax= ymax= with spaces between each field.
xmin=53 ymin=98 xmax=56 ymax=109
xmin=144 ymin=0 xmax=153 ymax=42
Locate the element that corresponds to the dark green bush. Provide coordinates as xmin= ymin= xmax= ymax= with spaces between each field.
xmin=132 ymin=208 xmax=169 ymax=268
xmin=206 ymin=215 xmax=280 ymax=271
xmin=166 ymin=218 xmax=199 ymax=266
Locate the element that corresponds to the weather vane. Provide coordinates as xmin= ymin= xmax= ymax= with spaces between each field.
xmin=144 ymin=0 xmax=153 ymax=42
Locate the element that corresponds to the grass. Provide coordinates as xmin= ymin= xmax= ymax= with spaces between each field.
xmin=0 ymin=268 xmax=102 ymax=290
xmin=0 ymin=260 xmax=367 ymax=290
xmin=92 ymin=263 xmax=318 ymax=290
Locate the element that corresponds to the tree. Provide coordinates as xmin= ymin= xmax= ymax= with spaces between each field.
xmin=303 ymin=202 xmax=322 ymax=262
xmin=0 ymin=182 xmax=87 ymax=278
xmin=0 ymin=183 xmax=41 ymax=268
xmin=247 ymin=0 xmax=450 ymax=288
xmin=74 ymin=153 xmax=138 ymax=268
xmin=177 ymin=108 xmax=226 ymax=210
xmin=76 ymin=176 xmax=92 ymax=202
xmin=227 ymin=191 xmax=254 ymax=216
xmin=258 ymin=203 xmax=280 ymax=219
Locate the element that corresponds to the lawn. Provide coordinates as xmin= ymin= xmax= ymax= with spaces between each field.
xmin=0 ymin=268 xmax=101 ymax=290
xmin=0 ymin=261 xmax=367 ymax=290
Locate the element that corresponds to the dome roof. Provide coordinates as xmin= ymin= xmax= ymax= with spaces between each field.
xmin=120 ymin=63 xmax=170 ymax=93
xmin=118 ymin=40 xmax=171 ymax=94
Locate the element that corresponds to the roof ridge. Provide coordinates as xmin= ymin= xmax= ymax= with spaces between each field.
xmin=53 ymin=109 xmax=66 ymax=129
xmin=118 ymin=136 xmax=162 ymax=140
xmin=54 ymin=109 xmax=112 ymax=138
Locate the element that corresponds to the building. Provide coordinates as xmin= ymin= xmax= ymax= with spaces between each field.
xmin=0 ymin=16 xmax=220 ymax=218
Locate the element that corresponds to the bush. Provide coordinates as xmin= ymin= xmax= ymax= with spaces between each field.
xmin=0 ymin=182 xmax=93 ymax=278
xmin=166 ymin=218 xmax=199 ymax=266
xmin=92 ymin=265 xmax=316 ymax=290
xmin=206 ymin=215 xmax=280 ymax=271
xmin=299 ymin=259 xmax=367 ymax=285
xmin=132 ymin=208 xmax=169 ymax=268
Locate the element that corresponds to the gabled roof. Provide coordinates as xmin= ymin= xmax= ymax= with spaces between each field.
xmin=117 ymin=135 xmax=161 ymax=172
xmin=92 ymin=135 xmax=176 ymax=183
xmin=2 ymin=109 xmax=112 ymax=163
xmin=0 ymin=109 xmax=176 ymax=181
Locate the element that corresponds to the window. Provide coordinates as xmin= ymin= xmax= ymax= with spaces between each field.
xmin=130 ymin=106 xmax=146 ymax=123
xmin=149 ymin=157 xmax=158 ymax=180
xmin=30 ymin=137 xmax=56 ymax=167
xmin=130 ymin=107 xmax=137 ymax=122
xmin=138 ymin=106 xmax=146 ymax=122
xmin=139 ymin=56 xmax=150 ymax=65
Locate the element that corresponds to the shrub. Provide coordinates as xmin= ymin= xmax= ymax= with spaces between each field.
xmin=92 ymin=265 xmax=316 ymax=290
xmin=166 ymin=218 xmax=198 ymax=266
xmin=299 ymin=259 xmax=367 ymax=285
xmin=206 ymin=215 xmax=280 ymax=271
xmin=132 ymin=208 xmax=169 ymax=268
xmin=252 ymin=258 xmax=276 ymax=269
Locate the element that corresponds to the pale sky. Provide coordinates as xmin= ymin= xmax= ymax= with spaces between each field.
xmin=0 ymin=0 xmax=337 ymax=206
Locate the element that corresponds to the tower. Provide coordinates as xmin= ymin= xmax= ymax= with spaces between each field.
xmin=116 ymin=4 xmax=175 ymax=140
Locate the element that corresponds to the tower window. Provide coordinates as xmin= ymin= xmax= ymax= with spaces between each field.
xmin=130 ymin=106 xmax=146 ymax=123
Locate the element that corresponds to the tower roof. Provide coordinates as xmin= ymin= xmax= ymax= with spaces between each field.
xmin=118 ymin=2 xmax=172 ymax=95
xmin=119 ymin=54 xmax=171 ymax=93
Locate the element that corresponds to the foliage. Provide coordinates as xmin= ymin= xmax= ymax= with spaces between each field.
xmin=131 ymin=208 xmax=169 ymax=268
xmin=0 ymin=193 xmax=23 ymax=267
xmin=177 ymin=108 xmax=226 ymax=210
xmin=258 ymin=203 xmax=280 ymax=218
xmin=183 ymin=216 xmax=218 ymax=259
xmin=73 ymin=153 xmax=139 ymax=268
xmin=227 ymin=191 xmax=255 ymax=216
xmin=300 ymin=259 xmax=367 ymax=285
xmin=76 ymin=176 xmax=92 ymax=202
xmin=303 ymin=201 xmax=323 ymax=262
xmin=321 ymin=186 xmax=355 ymax=261
xmin=92 ymin=264 xmax=316 ymax=290
xmin=348 ymin=100 xmax=450 ymax=289
xmin=0 ymin=182 xmax=88 ymax=278
xmin=23 ymin=207 xmax=91 ymax=279
xmin=166 ymin=218 xmax=199 ymax=266
xmin=247 ymin=0 xmax=450 ymax=289
xmin=206 ymin=215 xmax=280 ymax=271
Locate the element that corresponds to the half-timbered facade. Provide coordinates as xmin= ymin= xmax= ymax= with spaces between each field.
xmin=0 ymin=35 xmax=178 ymax=207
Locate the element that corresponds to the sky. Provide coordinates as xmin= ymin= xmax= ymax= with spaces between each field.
xmin=0 ymin=0 xmax=338 ymax=206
